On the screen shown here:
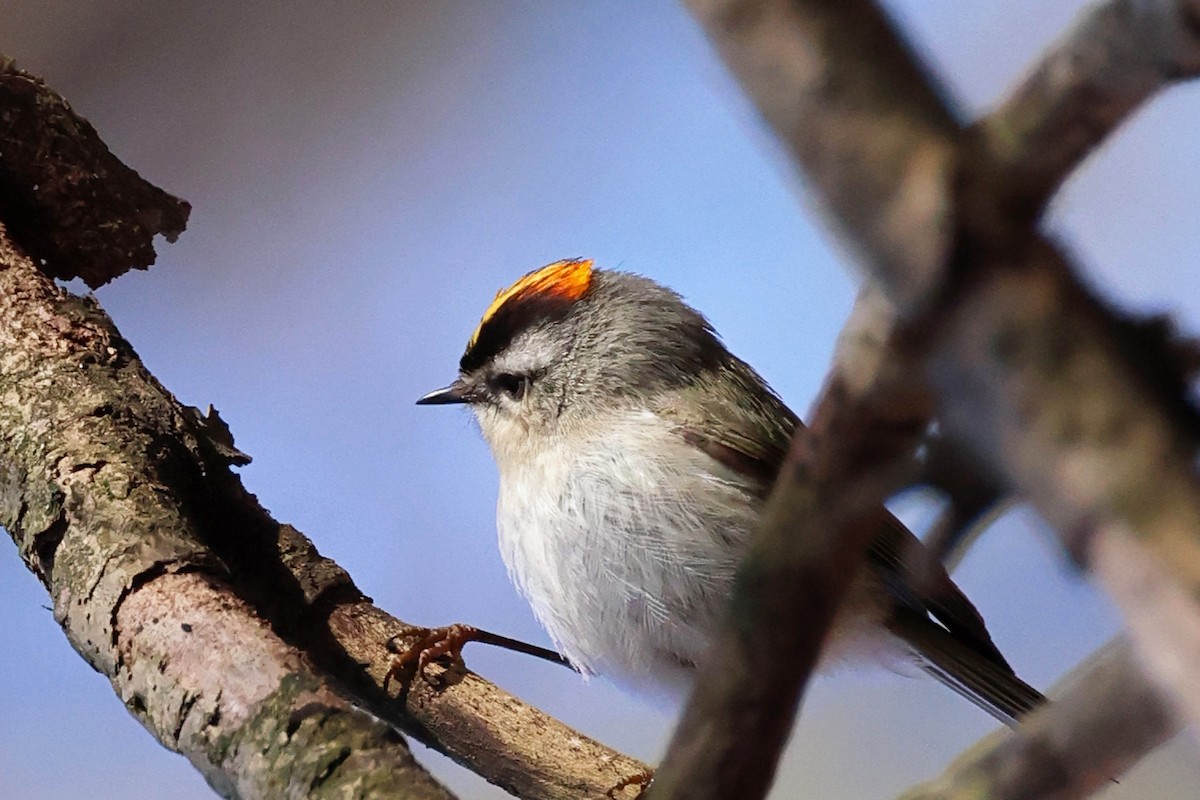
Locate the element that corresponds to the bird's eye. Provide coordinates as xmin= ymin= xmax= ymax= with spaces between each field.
xmin=491 ymin=372 xmax=528 ymax=400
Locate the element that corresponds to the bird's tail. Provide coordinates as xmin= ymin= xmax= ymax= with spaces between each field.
xmin=888 ymin=606 xmax=1045 ymax=726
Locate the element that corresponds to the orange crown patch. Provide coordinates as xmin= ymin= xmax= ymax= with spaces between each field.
xmin=468 ymin=259 xmax=594 ymax=350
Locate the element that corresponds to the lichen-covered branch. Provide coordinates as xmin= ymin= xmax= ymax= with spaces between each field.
xmin=898 ymin=638 xmax=1181 ymax=800
xmin=0 ymin=232 xmax=456 ymax=800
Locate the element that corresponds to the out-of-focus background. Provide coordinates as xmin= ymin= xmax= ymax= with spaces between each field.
xmin=1 ymin=2 xmax=1197 ymax=798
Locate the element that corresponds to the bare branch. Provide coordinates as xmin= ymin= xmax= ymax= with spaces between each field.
xmin=0 ymin=59 xmax=190 ymax=286
xmin=313 ymin=593 xmax=651 ymax=799
xmin=0 ymin=61 xmax=647 ymax=799
xmin=0 ymin=230 xmax=649 ymax=799
xmin=0 ymin=235 xmax=455 ymax=800
xmin=978 ymin=0 xmax=1200 ymax=212
xmin=685 ymin=0 xmax=1200 ymax=742
xmin=199 ymin=464 xmax=650 ymax=799
xmin=898 ymin=638 xmax=1181 ymax=800
xmin=685 ymin=0 xmax=962 ymax=312
xmin=1092 ymin=529 xmax=1200 ymax=725
xmin=648 ymin=290 xmax=931 ymax=799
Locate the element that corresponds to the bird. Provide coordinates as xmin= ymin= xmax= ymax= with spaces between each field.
xmin=415 ymin=257 xmax=1043 ymax=725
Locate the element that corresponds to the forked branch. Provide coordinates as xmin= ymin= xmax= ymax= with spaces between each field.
xmin=668 ymin=0 xmax=1200 ymax=797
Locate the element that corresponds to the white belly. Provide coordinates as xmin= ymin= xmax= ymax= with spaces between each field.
xmin=492 ymin=410 xmax=892 ymax=701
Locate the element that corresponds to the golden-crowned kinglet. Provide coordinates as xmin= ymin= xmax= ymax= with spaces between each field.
xmin=419 ymin=259 xmax=1042 ymax=723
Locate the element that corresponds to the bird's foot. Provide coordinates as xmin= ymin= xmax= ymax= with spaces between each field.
xmin=607 ymin=768 xmax=654 ymax=798
xmin=384 ymin=622 xmax=479 ymax=689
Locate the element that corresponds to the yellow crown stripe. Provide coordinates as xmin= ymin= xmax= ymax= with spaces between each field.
xmin=468 ymin=259 xmax=594 ymax=348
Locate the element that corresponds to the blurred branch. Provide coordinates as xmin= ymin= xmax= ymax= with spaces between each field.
xmin=0 ymin=59 xmax=647 ymax=800
xmin=677 ymin=0 xmax=1200 ymax=795
xmin=1092 ymin=527 xmax=1200 ymax=726
xmin=898 ymin=638 xmax=1181 ymax=800
xmin=649 ymin=290 xmax=932 ymax=799
xmin=918 ymin=436 xmax=1010 ymax=572
xmin=931 ymin=241 xmax=1200 ymax=717
xmin=686 ymin=0 xmax=961 ymax=312
xmin=977 ymin=0 xmax=1200 ymax=213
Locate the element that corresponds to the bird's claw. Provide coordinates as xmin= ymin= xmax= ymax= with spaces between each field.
xmin=607 ymin=768 xmax=654 ymax=798
xmin=384 ymin=623 xmax=479 ymax=690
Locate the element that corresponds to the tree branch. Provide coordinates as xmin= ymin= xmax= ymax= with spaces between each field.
xmin=648 ymin=290 xmax=931 ymax=799
xmin=931 ymin=241 xmax=1200 ymax=721
xmin=0 ymin=59 xmax=648 ymax=800
xmin=898 ymin=638 xmax=1181 ymax=800
xmin=978 ymin=0 xmax=1200 ymax=213
xmin=0 ymin=59 xmax=190 ymax=286
xmin=0 ymin=234 xmax=456 ymax=800
xmin=1091 ymin=527 xmax=1200 ymax=727
xmin=674 ymin=0 xmax=1200 ymax=794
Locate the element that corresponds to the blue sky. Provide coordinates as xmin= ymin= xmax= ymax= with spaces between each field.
xmin=1 ymin=2 xmax=1198 ymax=797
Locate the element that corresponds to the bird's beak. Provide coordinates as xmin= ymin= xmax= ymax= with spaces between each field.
xmin=416 ymin=381 xmax=469 ymax=406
